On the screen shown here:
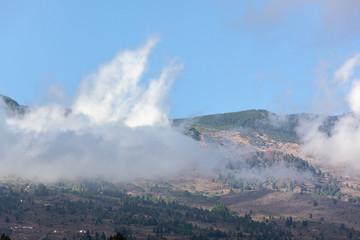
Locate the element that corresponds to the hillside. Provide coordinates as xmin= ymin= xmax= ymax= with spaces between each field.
xmin=0 ymin=95 xmax=360 ymax=240
xmin=173 ymin=109 xmax=338 ymax=143
xmin=0 ymin=94 xmax=27 ymax=115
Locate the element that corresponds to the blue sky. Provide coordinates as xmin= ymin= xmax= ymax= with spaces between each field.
xmin=1 ymin=0 xmax=360 ymax=118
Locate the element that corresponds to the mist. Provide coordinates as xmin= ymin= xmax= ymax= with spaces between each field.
xmin=0 ymin=39 xmax=215 ymax=182
xmin=299 ymin=53 xmax=360 ymax=170
xmin=3 ymin=39 xmax=357 ymax=183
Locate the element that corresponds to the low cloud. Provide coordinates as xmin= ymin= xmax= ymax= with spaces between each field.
xmin=299 ymin=53 xmax=360 ymax=169
xmin=0 ymin=39 xmax=214 ymax=182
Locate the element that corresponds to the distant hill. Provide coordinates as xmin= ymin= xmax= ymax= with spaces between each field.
xmin=0 ymin=94 xmax=27 ymax=115
xmin=0 ymin=94 xmax=339 ymax=143
xmin=173 ymin=109 xmax=339 ymax=143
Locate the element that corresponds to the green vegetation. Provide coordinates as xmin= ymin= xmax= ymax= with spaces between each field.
xmin=174 ymin=110 xmax=299 ymax=142
xmin=173 ymin=109 xmax=340 ymax=144
xmin=220 ymin=151 xmax=316 ymax=192
xmin=218 ymin=150 xmax=350 ymax=201
xmin=108 ymin=232 xmax=127 ymax=240
xmin=0 ymin=232 xmax=128 ymax=240
xmin=238 ymin=152 xmax=316 ymax=173
xmin=0 ymin=234 xmax=11 ymax=240
xmin=0 ymin=181 xmax=293 ymax=239
xmin=192 ymin=110 xmax=270 ymax=130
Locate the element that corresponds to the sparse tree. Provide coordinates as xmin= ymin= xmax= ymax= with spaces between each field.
xmin=0 ymin=234 xmax=11 ymax=240
xmin=108 ymin=232 xmax=126 ymax=240
xmin=285 ymin=217 xmax=293 ymax=227
xmin=341 ymin=223 xmax=345 ymax=230
xmin=101 ymin=232 xmax=106 ymax=240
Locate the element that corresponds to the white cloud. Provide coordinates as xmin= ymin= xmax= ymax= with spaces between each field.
xmin=0 ymin=39 xmax=213 ymax=182
xmin=299 ymin=53 xmax=360 ymax=169
xmin=333 ymin=53 xmax=360 ymax=86
xmin=72 ymin=38 xmax=160 ymax=126
xmin=347 ymin=80 xmax=360 ymax=115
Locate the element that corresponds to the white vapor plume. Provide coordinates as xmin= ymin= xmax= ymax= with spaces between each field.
xmin=346 ymin=80 xmax=360 ymax=115
xmin=0 ymin=39 xmax=212 ymax=182
xmin=72 ymin=38 xmax=173 ymax=127
xmin=299 ymin=53 xmax=360 ymax=169
xmin=334 ymin=53 xmax=360 ymax=87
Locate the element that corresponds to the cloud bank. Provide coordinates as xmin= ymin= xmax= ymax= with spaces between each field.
xmin=0 ymin=39 xmax=211 ymax=182
xmin=299 ymin=53 xmax=360 ymax=169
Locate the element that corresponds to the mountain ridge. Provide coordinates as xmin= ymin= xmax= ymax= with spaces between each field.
xmin=0 ymin=94 xmax=27 ymax=115
xmin=1 ymin=94 xmax=339 ymax=143
xmin=174 ymin=109 xmax=339 ymax=143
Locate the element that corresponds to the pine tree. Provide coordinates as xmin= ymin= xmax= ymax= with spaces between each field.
xmin=108 ymin=232 xmax=126 ymax=240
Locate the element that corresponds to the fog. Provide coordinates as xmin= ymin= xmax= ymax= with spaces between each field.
xmin=3 ymin=38 xmax=358 ymax=183
xmin=299 ymin=53 xmax=360 ymax=170
xmin=0 ymin=39 xmax=216 ymax=182
xmin=223 ymin=165 xmax=314 ymax=183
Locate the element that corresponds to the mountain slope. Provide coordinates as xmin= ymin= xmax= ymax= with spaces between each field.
xmin=1 ymin=94 xmax=359 ymax=240
xmin=0 ymin=94 xmax=27 ymax=115
xmin=174 ymin=109 xmax=339 ymax=143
